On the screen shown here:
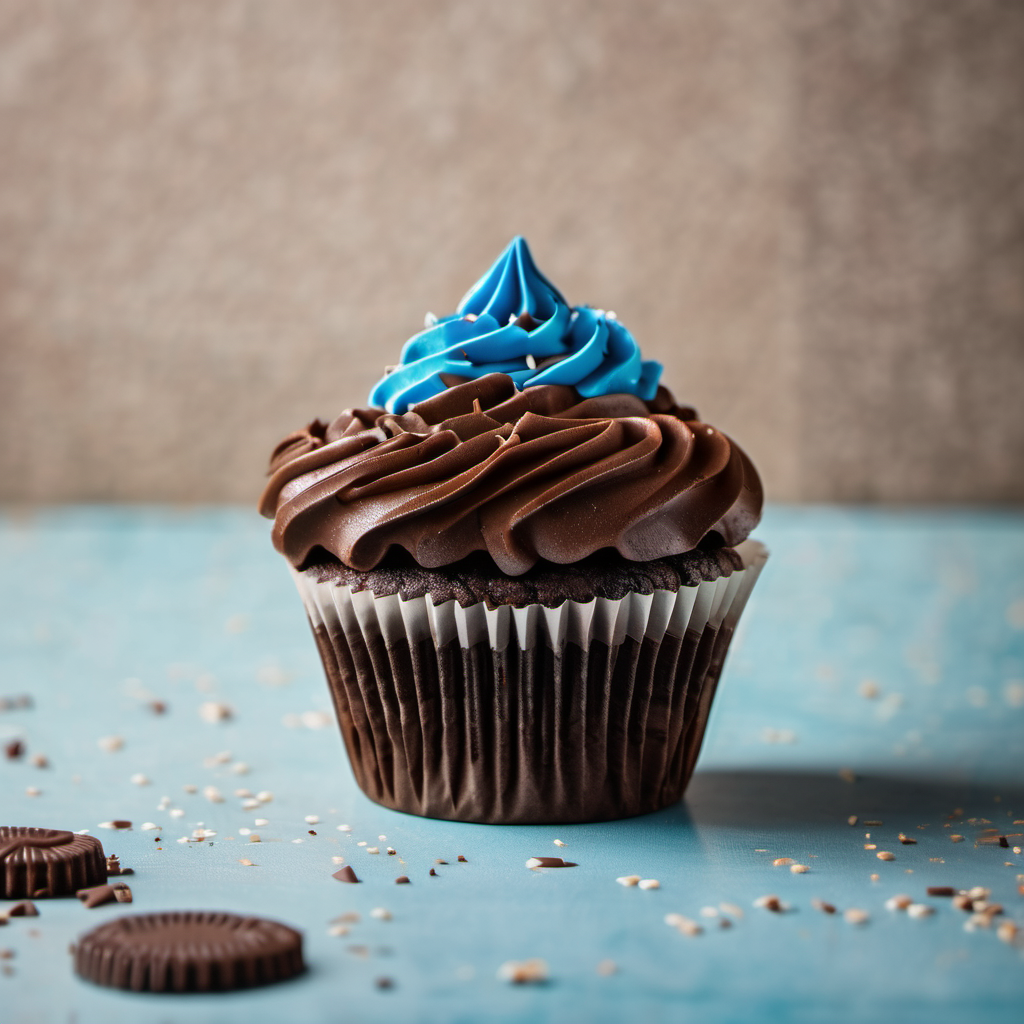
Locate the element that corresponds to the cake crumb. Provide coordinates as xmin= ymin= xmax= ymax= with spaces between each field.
xmin=497 ymin=959 xmax=548 ymax=984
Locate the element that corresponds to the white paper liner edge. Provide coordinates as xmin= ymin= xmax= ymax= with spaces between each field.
xmin=292 ymin=539 xmax=769 ymax=653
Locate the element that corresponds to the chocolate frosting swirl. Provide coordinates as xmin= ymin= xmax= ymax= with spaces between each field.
xmin=260 ymin=373 xmax=762 ymax=576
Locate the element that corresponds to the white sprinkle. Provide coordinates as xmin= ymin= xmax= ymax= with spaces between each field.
xmin=424 ymin=312 xmax=438 ymax=327
xmin=616 ymin=875 xmax=641 ymax=887
xmin=182 ymin=784 xmax=198 ymax=794
xmin=256 ymin=791 xmax=273 ymax=803
xmin=337 ymin=824 xmax=352 ymax=833
xmin=198 ymin=701 xmax=232 ymax=723
xmin=790 ymin=864 xmax=810 ymax=874
xmin=192 ymin=828 xmax=216 ymax=839
xmin=378 ymin=835 xmax=387 ymax=841
xmin=203 ymin=785 xmax=224 ymax=804
xmin=370 ymin=907 xmax=392 ymax=921
xmin=366 ymin=847 xmax=380 ymax=855
xmin=98 ymin=821 xmax=125 ymax=830
xmin=169 ymin=808 xmax=185 ymax=819
xmin=720 ymin=903 xmax=744 ymax=919
xmin=997 ymin=921 xmax=1020 ymax=944
xmin=331 ymin=856 xmax=346 ymax=865
xmin=73 ymin=829 xmax=90 ymax=835
xmin=291 ymin=838 xmax=304 ymax=844
xmin=968 ymin=886 xmax=990 ymax=899
xmin=130 ymin=773 xmax=150 ymax=786
xmin=844 ymin=908 xmax=870 ymax=925
xmin=637 ymin=879 xmax=660 ymax=890
xmin=357 ymin=841 xmax=367 ymax=847
xmin=885 ymin=895 xmax=913 ymax=911
xmin=176 ymin=836 xmax=189 ymax=844
xmin=553 ymin=840 xmax=566 ymax=847
xmin=254 ymin=818 xmax=269 ymax=827
xmin=328 ymin=924 xmax=349 ymax=937
xmin=234 ymin=788 xmax=253 ymax=798
xmin=699 ymin=906 xmax=719 ymax=918
xmin=907 ymin=904 xmax=934 ymax=918
xmin=25 ymin=786 xmax=41 ymax=797
xmin=242 ymin=798 xmax=261 ymax=811
xmin=664 ymin=913 xmax=702 ymax=936
xmin=964 ymin=913 xmax=992 ymax=932
xmin=231 ymin=762 xmax=250 ymax=775
xmin=238 ymin=827 xmax=251 ymax=836
xmin=497 ymin=958 xmax=548 ymax=984
xmin=300 ymin=711 xmax=332 ymax=730
xmin=98 ymin=735 xmax=124 ymax=753
xmin=525 ymin=354 xmax=537 ymax=370
xmin=140 ymin=822 xmax=161 ymax=831
xmin=212 ymin=750 xmax=232 ymax=764
xmin=157 ymin=796 xmax=172 ymax=810
xmin=304 ymin=815 xmax=320 ymax=824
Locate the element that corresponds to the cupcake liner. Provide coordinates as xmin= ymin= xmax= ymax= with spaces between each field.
xmin=294 ymin=540 xmax=767 ymax=824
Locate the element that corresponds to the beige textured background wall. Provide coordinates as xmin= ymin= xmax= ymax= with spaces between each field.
xmin=1 ymin=0 xmax=1022 ymax=503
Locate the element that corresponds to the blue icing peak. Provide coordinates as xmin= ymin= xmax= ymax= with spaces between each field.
xmin=369 ymin=237 xmax=663 ymax=414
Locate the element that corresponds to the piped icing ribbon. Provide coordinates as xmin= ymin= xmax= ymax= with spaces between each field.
xmin=369 ymin=237 xmax=663 ymax=414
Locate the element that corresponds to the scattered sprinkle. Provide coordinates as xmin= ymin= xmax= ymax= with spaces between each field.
xmin=664 ymin=913 xmax=702 ymax=936
xmin=337 ymin=824 xmax=352 ymax=833
xmin=98 ymin=821 xmax=131 ymax=831
xmin=753 ymin=895 xmax=784 ymax=912
xmin=254 ymin=818 xmax=269 ymax=827
xmin=256 ymin=791 xmax=273 ymax=803
xmin=169 ymin=808 xmax=184 ymax=819
xmin=637 ymin=879 xmax=660 ymax=890
xmin=616 ymin=875 xmax=640 ymax=887
xmin=97 ymin=736 xmax=124 ymax=753
xmin=366 ymin=847 xmax=380 ymax=855
xmin=198 ymin=701 xmax=232 ymax=723
xmin=907 ymin=904 xmax=934 ymax=918
xmin=24 ymin=786 xmax=41 ymax=797
xmin=304 ymin=815 xmax=320 ymax=825
xmin=497 ymin=959 xmax=548 ymax=984
xmin=843 ymin=908 xmax=869 ymax=925
xmin=238 ymin=859 xmax=256 ymax=867
xmin=553 ymin=840 xmax=567 ymax=847
xmin=772 ymin=857 xmax=793 ymax=867
xmin=790 ymin=864 xmax=810 ymax=874
xmin=876 ymin=851 xmax=895 ymax=861
xmin=369 ymin=908 xmax=392 ymax=921
xmin=885 ymin=895 xmax=913 ymax=911
xmin=811 ymin=899 xmax=836 ymax=914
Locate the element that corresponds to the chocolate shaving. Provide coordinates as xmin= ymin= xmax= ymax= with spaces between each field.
xmin=526 ymin=857 xmax=577 ymax=868
xmin=6 ymin=901 xmax=38 ymax=917
xmin=77 ymin=883 xmax=131 ymax=908
xmin=926 ymin=886 xmax=955 ymax=897
xmin=4 ymin=740 xmax=24 ymax=760
xmin=394 ymin=876 xmax=410 ymax=884
xmin=332 ymin=866 xmax=359 ymax=884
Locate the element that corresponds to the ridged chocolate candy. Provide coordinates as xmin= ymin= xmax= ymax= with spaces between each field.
xmin=74 ymin=911 xmax=305 ymax=992
xmin=0 ymin=826 xmax=105 ymax=898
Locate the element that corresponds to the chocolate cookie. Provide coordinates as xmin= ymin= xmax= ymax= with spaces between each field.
xmin=74 ymin=911 xmax=305 ymax=992
xmin=0 ymin=827 xmax=106 ymax=898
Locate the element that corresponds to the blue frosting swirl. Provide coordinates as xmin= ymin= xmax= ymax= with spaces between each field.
xmin=368 ymin=237 xmax=663 ymax=414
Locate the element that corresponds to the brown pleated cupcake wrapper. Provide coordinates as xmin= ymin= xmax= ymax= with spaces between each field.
xmin=294 ymin=540 xmax=767 ymax=824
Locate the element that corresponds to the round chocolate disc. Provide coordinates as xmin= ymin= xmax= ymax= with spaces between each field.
xmin=74 ymin=911 xmax=305 ymax=992
xmin=0 ymin=826 xmax=106 ymax=898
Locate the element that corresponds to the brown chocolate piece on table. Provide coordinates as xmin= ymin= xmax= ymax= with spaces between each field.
xmin=332 ymin=866 xmax=359 ymax=883
xmin=5 ymin=900 xmax=39 ymax=918
xmin=927 ymin=886 xmax=956 ymax=897
xmin=526 ymin=857 xmax=576 ymax=868
xmin=1 ymin=827 xmax=106 ymax=898
xmin=77 ymin=883 xmax=132 ymax=908
xmin=4 ymin=740 xmax=24 ymax=760
xmin=74 ymin=911 xmax=305 ymax=992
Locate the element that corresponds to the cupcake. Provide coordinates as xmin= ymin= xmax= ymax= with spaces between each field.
xmin=259 ymin=238 xmax=765 ymax=824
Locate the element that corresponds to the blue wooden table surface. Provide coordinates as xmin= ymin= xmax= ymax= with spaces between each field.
xmin=1 ymin=506 xmax=1022 ymax=1024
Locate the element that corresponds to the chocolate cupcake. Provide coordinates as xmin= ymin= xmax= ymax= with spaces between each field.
xmin=259 ymin=238 xmax=765 ymax=823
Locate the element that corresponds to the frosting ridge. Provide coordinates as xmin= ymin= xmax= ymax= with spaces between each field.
xmin=260 ymin=373 xmax=762 ymax=576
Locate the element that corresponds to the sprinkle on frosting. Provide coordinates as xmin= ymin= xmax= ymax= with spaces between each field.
xmin=368 ymin=237 xmax=663 ymax=414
